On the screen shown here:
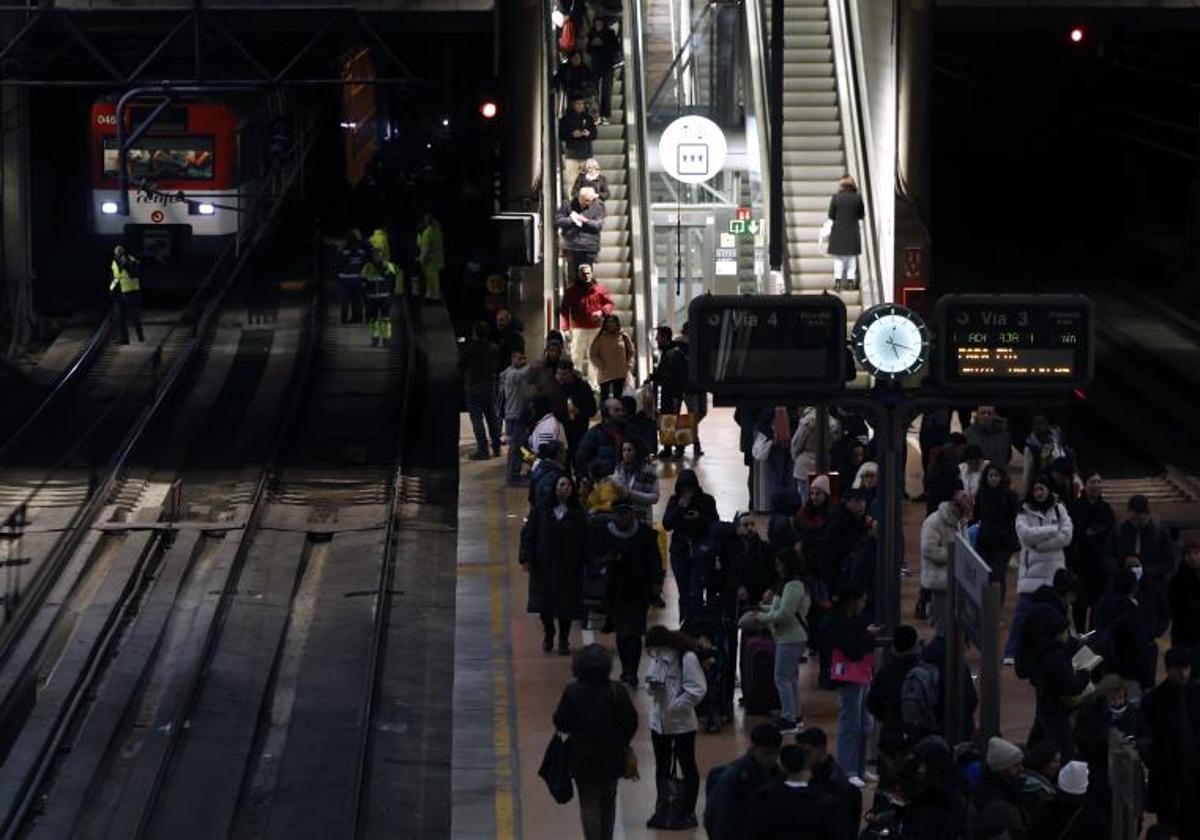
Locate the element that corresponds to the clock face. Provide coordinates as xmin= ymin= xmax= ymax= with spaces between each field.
xmin=852 ymin=304 xmax=930 ymax=380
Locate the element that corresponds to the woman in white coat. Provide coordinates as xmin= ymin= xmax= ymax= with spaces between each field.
xmin=1002 ymin=475 xmax=1074 ymax=663
xmin=920 ymin=491 xmax=971 ymax=632
xmin=643 ymin=624 xmax=708 ymax=831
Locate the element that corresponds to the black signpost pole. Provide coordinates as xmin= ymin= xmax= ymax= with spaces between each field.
xmin=945 ymin=538 xmax=965 ymax=745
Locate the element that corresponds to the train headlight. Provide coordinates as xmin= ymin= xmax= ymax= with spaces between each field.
xmin=100 ymin=201 xmax=119 ymax=215
xmin=197 ymin=203 xmax=215 ymax=216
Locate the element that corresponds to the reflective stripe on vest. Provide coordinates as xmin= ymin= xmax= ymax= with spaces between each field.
xmin=110 ymin=260 xmax=140 ymax=293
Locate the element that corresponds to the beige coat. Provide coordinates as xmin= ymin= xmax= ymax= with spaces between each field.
xmin=588 ymin=329 xmax=635 ymax=385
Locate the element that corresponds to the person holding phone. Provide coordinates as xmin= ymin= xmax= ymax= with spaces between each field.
xmin=662 ymin=470 xmax=719 ymax=624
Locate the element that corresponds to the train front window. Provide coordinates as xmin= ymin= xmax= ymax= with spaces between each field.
xmin=102 ymin=136 xmax=214 ymax=180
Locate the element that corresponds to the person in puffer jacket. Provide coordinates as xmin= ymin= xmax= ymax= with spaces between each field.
xmin=1003 ymin=476 xmax=1074 ymax=664
xmin=920 ymin=491 xmax=971 ymax=633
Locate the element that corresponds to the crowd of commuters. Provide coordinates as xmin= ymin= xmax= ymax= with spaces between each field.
xmin=462 ymin=334 xmax=1200 ymax=839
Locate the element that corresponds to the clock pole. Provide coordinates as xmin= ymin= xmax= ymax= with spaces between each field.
xmin=873 ymin=385 xmax=907 ymax=644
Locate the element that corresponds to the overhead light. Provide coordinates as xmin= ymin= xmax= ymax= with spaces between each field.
xmin=197 ymin=203 xmax=215 ymax=215
xmin=340 ymin=121 xmax=358 ymax=130
xmin=480 ymin=101 xmax=499 ymax=120
xmin=441 ymin=117 xmax=450 ymax=127
xmin=426 ymin=142 xmax=433 ymax=149
xmin=100 ymin=201 xmax=119 ymax=215
xmin=551 ymin=9 xmax=565 ymax=28
xmin=1069 ymin=26 xmax=1085 ymax=44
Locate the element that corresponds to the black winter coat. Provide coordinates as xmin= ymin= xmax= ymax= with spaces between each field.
xmin=817 ymin=506 xmax=869 ymax=592
xmin=715 ymin=533 xmax=775 ymax=610
xmin=552 ymin=678 xmax=638 ymax=783
xmin=571 ymin=171 xmax=610 ymax=201
xmin=1032 ymin=640 xmax=1090 ymax=723
xmin=650 ymin=340 xmax=689 ymax=398
xmin=662 ymin=491 xmax=719 ymax=568
xmin=1169 ymin=567 xmax=1200 ymax=648
xmin=1067 ymin=495 xmax=1115 ymax=603
xmin=1093 ymin=593 xmax=1156 ymax=686
xmin=827 ymin=189 xmax=864 ymax=256
xmin=1104 ymin=519 xmax=1177 ymax=585
xmin=867 ymin=652 xmax=921 ymax=755
xmin=560 ymin=377 xmax=597 ymax=454
xmin=704 ymin=752 xmax=782 ymax=840
xmin=967 ymin=770 xmax=1030 ymax=840
xmin=1028 ymin=793 xmax=1109 ymax=840
xmin=522 ymin=503 xmax=588 ymax=619
xmin=1141 ymin=678 xmax=1200 ymax=829
xmin=554 ymin=197 xmax=605 ymax=253
xmin=746 ymin=781 xmax=840 ymax=840
xmin=592 ymin=520 xmax=662 ymax=636
xmin=557 ymin=107 xmax=597 ymax=160
xmin=810 ymin=756 xmax=862 ymax=840
xmin=974 ymin=485 xmax=1020 ymax=556
xmin=1073 ymin=696 xmax=1149 ymax=804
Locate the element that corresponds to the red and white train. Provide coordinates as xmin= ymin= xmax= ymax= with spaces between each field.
xmin=89 ymin=100 xmax=245 ymax=261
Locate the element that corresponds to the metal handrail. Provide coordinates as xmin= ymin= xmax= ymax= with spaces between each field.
xmin=829 ymin=0 xmax=884 ymax=307
xmin=626 ymin=0 xmax=657 ymax=377
xmin=645 ymin=1 xmax=715 ymax=115
xmin=542 ymin=0 xmax=561 ymax=337
xmin=742 ymin=0 xmax=772 ymax=293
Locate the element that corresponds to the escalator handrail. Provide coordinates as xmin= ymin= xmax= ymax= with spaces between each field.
xmin=828 ymin=0 xmax=884 ymax=308
xmin=625 ymin=0 xmax=657 ymax=376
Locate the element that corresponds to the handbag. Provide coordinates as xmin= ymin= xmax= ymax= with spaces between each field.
xmin=751 ymin=432 xmax=773 ymax=462
xmin=538 ymin=733 xmax=574 ymax=804
xmin=830 ymin=649 xmax=875 ymax=686
xmin=664 ymin=751 xmax=687 ymax=822
xmin=818 ymin=219 xmax=833 ymax=250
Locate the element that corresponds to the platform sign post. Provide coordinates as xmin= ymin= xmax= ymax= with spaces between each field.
xmin=948 ymin=532 xmax=1002 ymax=745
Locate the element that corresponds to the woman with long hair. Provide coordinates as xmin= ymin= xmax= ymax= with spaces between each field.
xmin=643 ymin=624 xmax=707 ymax=830
xmin=974 ymin=462 xmax=1020 ymax=604
xmin=753 ymin=547 xmax=812 ymax=733
xmin=589 ymin=314 xmax=635 ymax=401
xmin=1003 ymin=475 xmax=1074 ymax=664
xmin=825 ymin=174 xmax=865 ymax=291
xmin=521 ymin=473 xmax=589 ymax=654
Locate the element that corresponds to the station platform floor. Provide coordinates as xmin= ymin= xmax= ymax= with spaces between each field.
xmin=450 ymin=408 xmax=1039 ymax=839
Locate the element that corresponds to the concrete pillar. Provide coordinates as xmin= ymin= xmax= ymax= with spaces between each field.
xmin=1 ymin=72 xmax=35 ymax=354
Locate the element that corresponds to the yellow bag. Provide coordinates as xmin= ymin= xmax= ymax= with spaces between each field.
xmin=657 ymin=412 xmax=695 ymax=447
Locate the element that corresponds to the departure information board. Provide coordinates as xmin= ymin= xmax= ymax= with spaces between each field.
xmin=688 ymin=295 xmax=846 ymax=396
xmin=935 ymin=294 xmax=1094 ymax=389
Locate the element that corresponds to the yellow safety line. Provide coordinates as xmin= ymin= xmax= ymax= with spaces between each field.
xmin=486 ymin=484 xmax=516 ymax=840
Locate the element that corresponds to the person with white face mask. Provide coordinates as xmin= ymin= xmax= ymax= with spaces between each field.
xmin=1093 ymin=567 xmax=1159 ymax=704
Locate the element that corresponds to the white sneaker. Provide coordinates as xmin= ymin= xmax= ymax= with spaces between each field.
xmin=1002 ymin=656 xmax=1015 ymax=666
xmin=847 ymin=775 xmax=867 ymax=789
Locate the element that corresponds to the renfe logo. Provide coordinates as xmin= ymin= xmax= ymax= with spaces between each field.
xmin=135 ymin=190 xmax=184 ymax=205
xmin=96 ymin=114 xmax=117 ymax=125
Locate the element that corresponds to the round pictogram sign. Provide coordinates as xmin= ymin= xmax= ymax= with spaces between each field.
xmin=150 ymin=210 xmax=165 ymax=223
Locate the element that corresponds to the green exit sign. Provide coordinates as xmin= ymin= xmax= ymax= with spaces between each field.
xmin=728 ymin=218 xmax=761 ymax=236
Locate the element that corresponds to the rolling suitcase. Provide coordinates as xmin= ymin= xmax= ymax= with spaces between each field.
xmin=739 ymin=630 xmax=780 ymax=715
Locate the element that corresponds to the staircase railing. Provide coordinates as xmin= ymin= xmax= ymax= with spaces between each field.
xmin=743 ymin=0 xmax=773 ymax=294
xmin=829 ymin=0 xmax=884 ymax=308
xmin=626 ymin=0 xmax=656 ymax=378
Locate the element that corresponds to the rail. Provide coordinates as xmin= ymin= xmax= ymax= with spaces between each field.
xmin=0 ymin=111 xmax=316 ymax=658
xmin=353 ymin=291 xmax=419 ymax=835
xmin=828 ymin=0 xmax=884 ymax=307
xmin=542 ymin=1 xmax=561 ymax=336
xmin=0 ymin=320 xmax=112 ymax=461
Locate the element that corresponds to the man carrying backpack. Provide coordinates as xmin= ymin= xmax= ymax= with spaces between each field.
xmin=867 ymin=625 xmax=922 ymax=763
xmin=704 ymin=724 xmax=783 ymax=839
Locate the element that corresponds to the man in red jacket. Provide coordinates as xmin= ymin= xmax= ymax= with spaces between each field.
xmin=559 ymin=263 xmax=614 ymax=385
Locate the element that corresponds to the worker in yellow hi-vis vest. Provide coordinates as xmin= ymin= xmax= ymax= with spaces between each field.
xmin=109 ymin=245 xmax=144 ymax=344
xmin=361 ymin=248 xmax=401 ymax=347
xmin=369 ymin=227 xmax=391 ymax=263
xmin=416 ymin=212 xmax=444 ymax=302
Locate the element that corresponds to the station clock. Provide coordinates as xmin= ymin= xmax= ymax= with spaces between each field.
xmin=851 ymin=303 xmax=931 ymax=382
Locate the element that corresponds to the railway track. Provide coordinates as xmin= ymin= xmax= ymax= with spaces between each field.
xmin=0 ymin=255 xmax=420 ymax=839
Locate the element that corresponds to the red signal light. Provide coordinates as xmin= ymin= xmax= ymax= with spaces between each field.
xmin=480 ymin=101 xmax=499 ymax=120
